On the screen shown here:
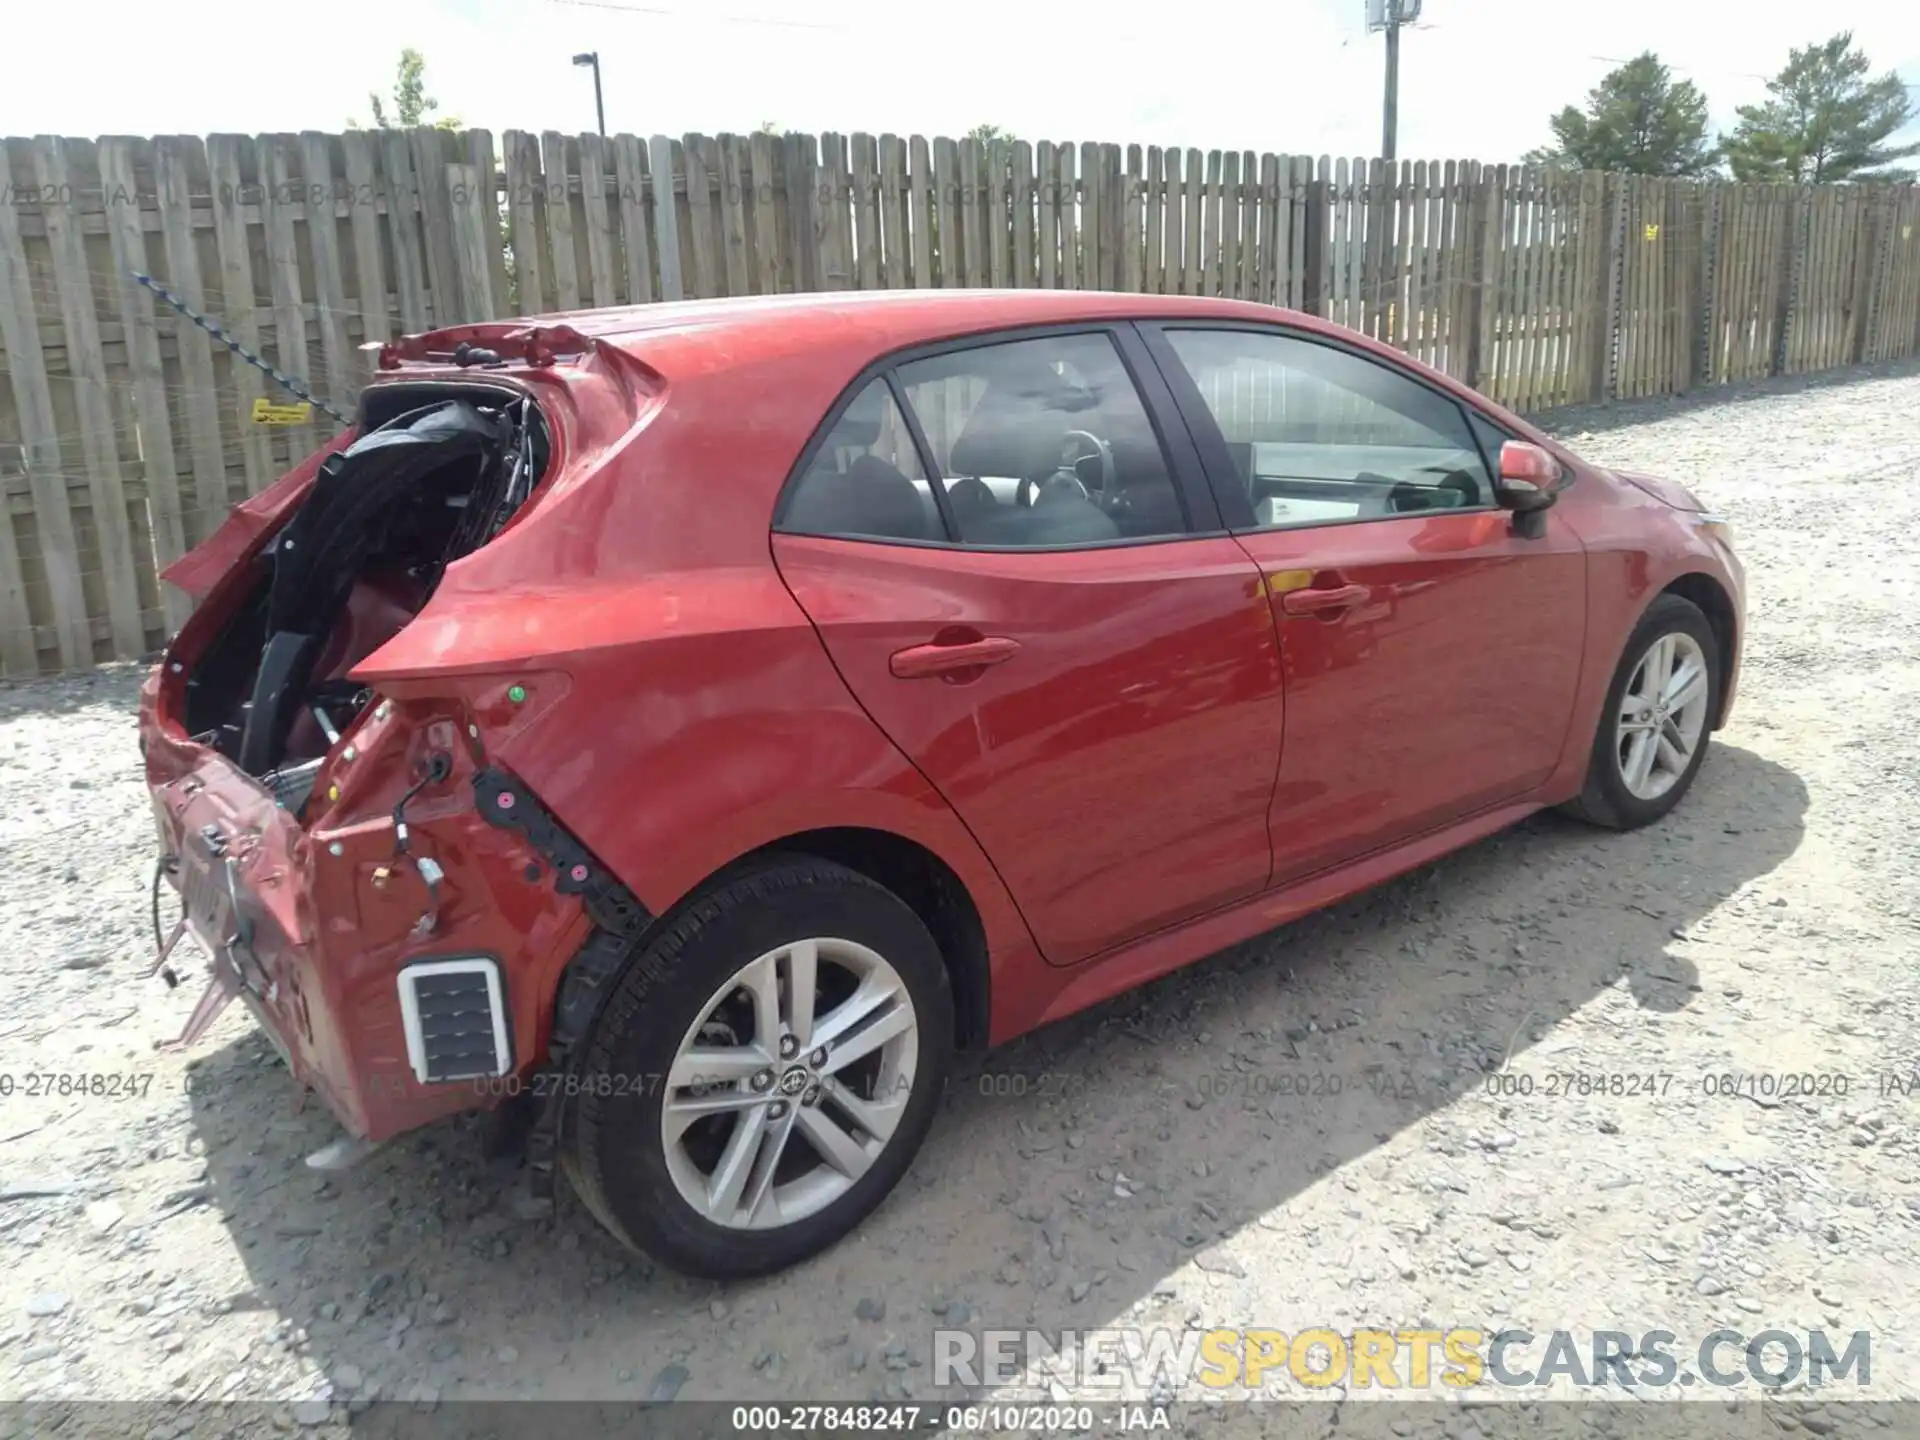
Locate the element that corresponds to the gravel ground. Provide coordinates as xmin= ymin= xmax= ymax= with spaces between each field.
xmin=1 ymin=362 xmax=1917 ymax=1435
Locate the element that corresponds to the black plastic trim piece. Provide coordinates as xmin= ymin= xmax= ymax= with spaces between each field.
xmin=472 ymin=767 xmax=656 ymax=1210
xmin=523 ymin=925 xmax=635 ymax=1206
xmin=472 ymin=767 xmax=651 ymax=938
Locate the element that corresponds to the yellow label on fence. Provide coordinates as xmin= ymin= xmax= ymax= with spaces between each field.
xmin=1643 ymin=223 xmax=1660 ymax=242
xmin=1906 ymin=225 xmax=1914 ymax=242
xmin=251 ymin=398 xmax=312 ymax=426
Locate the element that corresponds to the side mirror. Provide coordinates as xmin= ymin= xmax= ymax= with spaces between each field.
xmin=1495 ymin=441 xmax=1563 ymax=514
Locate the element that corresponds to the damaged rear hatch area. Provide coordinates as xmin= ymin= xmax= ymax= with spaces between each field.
xmin=141 ymin=334 xmax=640 ymax=1146
xmin=188 ymin=390 xmax=539 ymax=797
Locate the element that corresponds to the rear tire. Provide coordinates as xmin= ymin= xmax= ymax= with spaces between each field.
xmin=565 ymin=857 xmax=953 ymax=1279
xmin=1562 ymin=593 xmax=1721 ymax=831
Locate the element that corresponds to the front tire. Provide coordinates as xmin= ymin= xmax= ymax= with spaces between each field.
xmin=1562 ymin=593 xmax=1721 ymax=830
xmin=564 ymin=857 xmax=953 ymax=1279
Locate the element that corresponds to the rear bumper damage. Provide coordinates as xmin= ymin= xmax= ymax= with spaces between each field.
xmin=140 ymin=664 xmax=620 ymax=1146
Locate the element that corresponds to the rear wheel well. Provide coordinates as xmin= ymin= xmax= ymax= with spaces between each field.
xmin=1661 ymin=573 xmax=1736 ymax=728
xmin=745 ymin=828 xmax=991 ymax=1052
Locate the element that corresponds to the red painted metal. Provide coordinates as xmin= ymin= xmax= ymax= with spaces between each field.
xmin=1240 ymin=506 xmax=1589 ymax=884
xmin=1498 ymin=439 xmax=1562 ymax=484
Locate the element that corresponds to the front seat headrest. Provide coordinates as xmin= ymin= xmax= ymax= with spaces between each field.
xmin=949 ymin=359 xmax=1097 ymax=479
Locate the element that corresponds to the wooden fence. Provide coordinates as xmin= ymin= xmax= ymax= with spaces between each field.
xmin=4 ymin=126 xmax=1920 ymax=675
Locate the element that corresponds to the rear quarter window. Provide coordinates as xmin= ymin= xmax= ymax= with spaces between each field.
xmin=778 ymin=379 xmax=944 ymax=543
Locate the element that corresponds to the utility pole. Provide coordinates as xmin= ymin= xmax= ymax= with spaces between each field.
xmin=1381 ymin=3 xmax=1401 ymax=168
xmin=1370 ymin=0 xmax=1419 ymax=166
xmin=572 ymin=52 xmax=605 ymax=137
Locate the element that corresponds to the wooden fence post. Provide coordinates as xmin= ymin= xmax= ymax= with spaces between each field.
xmin=1303 ymin=156 xmax=1330 ymax=317
xmin=1465 ymin=166 xmax=1501 ymax=391
xmin=1670 ymin=180 xmax=1694 ymax=395
xmin=1363 ymin=156 xmax=1388 ymax=338
xmin=99 ymin=137 xmax=191 ymax=634
xmin=1696 ymin=181 xmax=1723 ymax=389
xmin=1773 ymin=185 xmax=1808 ymax=375
xmin=1848 ymin=186 xmax=1886 ymax=365
xmin=0 ymin=178 xmax=85 ymax=670
xmin=448 ymin=164 xmax=498 ymax=320
xmin=648 ymin=136 xmax=685 ymax=301
xmin=34 ymin=136 xmax=146 ymax=657
xmin=1908 ymin=192 xmax=1920 ymax=359
xmin=1600 ymin=172 xmax=1628 ymax=402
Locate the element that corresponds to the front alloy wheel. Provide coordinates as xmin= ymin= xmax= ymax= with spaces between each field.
xmin=1564 ymin=592 xmax=1722 ymax=830
xmin=1614 ymin=630 xmax=1712 ymax=802
xmin=565 ymin=858 xmax=953 ymax=1278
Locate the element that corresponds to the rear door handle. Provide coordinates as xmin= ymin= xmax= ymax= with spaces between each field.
xmin=1280 ymin=582 xmax=1370 ymax=616
xmin=890 ymin=636 xmax=1021 ymax=679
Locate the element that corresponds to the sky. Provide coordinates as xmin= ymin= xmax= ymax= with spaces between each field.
xmin=3 ymin=0 xmax=1919 ymax=163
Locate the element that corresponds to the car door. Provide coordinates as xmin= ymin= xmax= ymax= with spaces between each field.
xmin=771 ymin=326 xmax=1285 ymax=968
xmin=1142 ymin=323 xmax=1587 ymax=886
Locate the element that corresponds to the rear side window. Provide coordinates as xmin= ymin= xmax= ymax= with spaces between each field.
xmin=896 ymin=334 xmax=1187 ymax=546
xmin=780 ymin=332 xmax=1190 ymax=549
xmin=778 ymin=379 xmax=943 ymax=542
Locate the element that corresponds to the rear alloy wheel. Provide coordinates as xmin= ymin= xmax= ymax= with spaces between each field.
xmin=564 ymin=858 xmax=953 ymax=1278
xmin=661 ymin=936 xmax=918 ymax=1230
xmin=1563 ymin=593 xmax=1722 ymax=830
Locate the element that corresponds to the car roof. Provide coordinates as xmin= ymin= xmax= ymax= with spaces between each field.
xmin=518 ymin=288 xmax=1325 ymax=359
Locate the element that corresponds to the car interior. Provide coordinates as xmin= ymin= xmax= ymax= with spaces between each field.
xmin=783 ymin=342 xmax=1191 ymax=547
xmin=1225 ymin=438 xmax=1491 ymax=526
xmin=1169 ymin=330 xmax=1499 ymax=528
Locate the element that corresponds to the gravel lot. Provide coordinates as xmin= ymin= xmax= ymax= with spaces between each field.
xmin=1 ymin=362 xmax=1917 ymax=1435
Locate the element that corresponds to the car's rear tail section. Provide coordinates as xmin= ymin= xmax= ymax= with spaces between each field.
xmin=140 ymin=322 xmax=661 ymax=1147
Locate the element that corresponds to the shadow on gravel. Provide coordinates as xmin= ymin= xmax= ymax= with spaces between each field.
xmin=0 ymin=664 xmax=148 ymax=722
xmin=1532 ymin=354 xmax=1920 ymax=438
xmin=178 ymin=742 xmax=1807 ymax=1403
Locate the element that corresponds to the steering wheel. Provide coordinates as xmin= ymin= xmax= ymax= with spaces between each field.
xmin=1017 ymin=430 xmax=1115 ymax=507
xmin=1386 ymin=470 xmax=1483 ymax=513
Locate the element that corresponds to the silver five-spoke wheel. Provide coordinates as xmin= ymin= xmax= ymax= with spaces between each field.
xmin=661 ymin=937 xmax=919 ymax=1231
xmin=1615 ymin=630 xmax=1711 ymax=801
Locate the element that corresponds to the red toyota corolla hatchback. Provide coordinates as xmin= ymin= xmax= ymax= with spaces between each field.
xmin=141 ymin=290 xmax=1743 ymax=1277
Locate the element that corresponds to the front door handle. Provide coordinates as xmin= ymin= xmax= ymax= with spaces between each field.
xmin=890 ymin=636 xmax=1021 ymax=679
xmin=1280 ymin=582 xmax=1370 ymax=616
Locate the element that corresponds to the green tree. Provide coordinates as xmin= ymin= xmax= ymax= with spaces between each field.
xmin=354 ymin=48 xmax=461 ymax=131
xmin=966 ymin=123 xmax=1014 ymax=145
xmin=1526 ymin=53 xmax=1717 ymax=175
xmin=1721 ymin=33 xmax=1918 ymax=183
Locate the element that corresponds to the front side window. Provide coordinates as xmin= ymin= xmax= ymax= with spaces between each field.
xmin=1163 ymin=329 xmax=1494 ymax=530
